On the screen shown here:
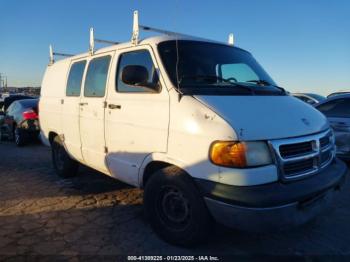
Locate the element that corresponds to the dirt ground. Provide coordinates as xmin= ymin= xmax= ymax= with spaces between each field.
xmin=1 ymin=141 xmax=350 ymax=261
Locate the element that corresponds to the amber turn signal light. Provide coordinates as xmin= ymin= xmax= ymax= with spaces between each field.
xmin=210 ymin=141 xmax=247 ymax=167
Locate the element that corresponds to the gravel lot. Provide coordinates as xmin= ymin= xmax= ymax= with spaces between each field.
xmin=0 ymin=141 xmax=350 ymax=260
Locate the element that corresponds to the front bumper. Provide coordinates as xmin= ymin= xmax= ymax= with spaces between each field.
xmin=196 ymin=159 xmax=348 ymax=231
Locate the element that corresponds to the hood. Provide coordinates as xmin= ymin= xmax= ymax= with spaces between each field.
xmin=194 ymin=95 xmax=329 ymax=140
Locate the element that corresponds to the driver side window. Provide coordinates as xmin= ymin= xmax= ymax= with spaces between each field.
xmin=116 ymin=50 xmax=160 ymax=93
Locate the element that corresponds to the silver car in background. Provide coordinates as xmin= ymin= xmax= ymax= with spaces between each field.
xmin=292 ymin=93 xmax=326 ymax=106
xmin=316 ymin=94 xmax=350 ymax=161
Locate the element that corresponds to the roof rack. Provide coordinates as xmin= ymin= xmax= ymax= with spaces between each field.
xmin=228 ymin=33 xmax=234 ymax=45
xmin=131 ymin=10 xmax=199 ymax=45
xmin=131 ymin=10 xmax=235 ymax=46
xmin=49 ymin=45 xmax=74 ymax=65
xmin=89 ymin=27 xmax=119 ymax=55
xmin=49 ymin=10 xmax=235 ymax=65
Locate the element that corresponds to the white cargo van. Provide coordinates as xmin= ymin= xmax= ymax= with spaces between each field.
xmin=40 ymin=12 xmax=347 ymax=246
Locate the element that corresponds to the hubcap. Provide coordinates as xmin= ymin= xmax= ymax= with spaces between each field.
xmin=157 ymin=186 xmax=191 ymax=230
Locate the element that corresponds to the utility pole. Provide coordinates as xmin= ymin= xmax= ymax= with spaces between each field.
xmin=0 ymin=74 xmax=8 ymax=92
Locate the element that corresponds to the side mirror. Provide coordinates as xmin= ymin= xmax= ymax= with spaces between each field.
xmin=122 ymin=65 xmax=149 ymax=87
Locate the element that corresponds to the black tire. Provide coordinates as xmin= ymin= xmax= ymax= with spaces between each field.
xmin=144 ymin=166 xmax=213 ymax=247
xmin=0 ymin=127 xmax=4 ymax=141
xmin=14 ymin=128 xmax=26 ymax=146
xmin=51 ymin=136 xmax=78 ymax=178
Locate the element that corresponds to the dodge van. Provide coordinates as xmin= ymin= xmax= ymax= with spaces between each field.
xmin=39 ymin=12 xmax=348 ymax=246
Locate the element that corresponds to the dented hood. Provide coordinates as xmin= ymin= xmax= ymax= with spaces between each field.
xmin=195 ymin=95 xmax=329 ymax=140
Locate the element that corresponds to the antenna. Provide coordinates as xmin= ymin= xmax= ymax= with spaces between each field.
xmin=90 ymin=27 xmax=95 ymax=55
xmin=49 ymin=45 xmax=54 ymax=65
xmin=131 ymin=10 xmax=139 ymax=45
xmin=228 ymin=33 xmax=234 ymax=46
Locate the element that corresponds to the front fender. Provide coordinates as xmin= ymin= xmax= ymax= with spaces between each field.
xmin=138 ymin=152 xmax=189 ymax=186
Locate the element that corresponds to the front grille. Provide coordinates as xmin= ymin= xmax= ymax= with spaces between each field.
xmin=280 ymin=141 xmax=313 ymax=158
xmin=320 ymin=136 xmax=330 ymax=149
xmin=270 ymin=130 xmax=335 ymax=181
xmin=284 ymin=158 xmax=314 ymax=176
xmin=321 ymin=150 xmax=332 ymax=165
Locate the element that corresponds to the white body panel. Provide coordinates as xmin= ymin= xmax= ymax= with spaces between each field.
xmin=79 ymin=52 xmax=114 ymax=174
xmin=61 ymin=59 xmax=87 ymax=162
xmin=195 ymin=95 xmax=329 ymax=141
xmin=105 ymin=45 xmax=169 ymax=186
xmin=39 ymin=35 xmax=329 ymax=189
xmin=40 ymin=60 xmax=68 ymax=139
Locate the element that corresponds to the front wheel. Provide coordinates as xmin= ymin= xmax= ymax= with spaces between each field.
xmin=144 ymin=166 xmax=212 ymax=247
xmin=52 ymin=136 xmax=78 ymax=178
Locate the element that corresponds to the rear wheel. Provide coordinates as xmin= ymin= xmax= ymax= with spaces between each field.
xmin=144 ymin=166 xmax=212 ymax=247
xmin=0 ymin=127 xmax=4 ymax=141
xmin=14 ymin=128 xmax=26 ymax=146
xmin=52 ymin=136 xmax=78 ymax=178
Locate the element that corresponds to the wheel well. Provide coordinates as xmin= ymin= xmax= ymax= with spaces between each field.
xmin=48 ymin=132 xmax=58 ymax=145
xmin=142 ymin=161 xmax=172 ymax=187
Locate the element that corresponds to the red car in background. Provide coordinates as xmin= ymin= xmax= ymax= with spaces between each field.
xmin=0 ymin=98 xmax=39 ymax=146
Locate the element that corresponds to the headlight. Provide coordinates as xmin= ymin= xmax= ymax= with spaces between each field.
xmin=209 ymin=141 xmax=272 ymax=168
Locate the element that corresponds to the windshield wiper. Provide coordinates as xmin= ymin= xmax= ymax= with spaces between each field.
xmin=179 ymin=75 xmax=255 ymax=94
xmin=180 ymin=75 xmax=233 ymax=84
xmin=246 ymin=79 xmax=287 ymax=94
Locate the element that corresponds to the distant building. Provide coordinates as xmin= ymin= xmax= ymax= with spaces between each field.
xmin=0 ymin=86 xmax=41 ymax=96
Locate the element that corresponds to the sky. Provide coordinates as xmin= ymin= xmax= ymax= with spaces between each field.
xmin=0 ymin=0 xmax=349 ymax=95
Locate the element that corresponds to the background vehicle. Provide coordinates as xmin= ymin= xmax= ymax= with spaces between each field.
xmin=327 ymin=91 xmax=350 ymax=98
xmin=0 ymin=99 xmax=40 ymax=146
xmin=316 ymin=94 xmax=350 ymax=161
xmin=1 ymin=95 xmax=34 ymax=112
xmin=292 ymin=93 xmax=326 ymax=105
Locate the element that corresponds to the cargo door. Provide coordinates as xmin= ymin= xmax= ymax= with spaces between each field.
xmin=79 ymin=53 xmax=113 ymax=173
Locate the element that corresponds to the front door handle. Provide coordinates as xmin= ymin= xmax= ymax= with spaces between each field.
xmin=79 ymin=102 xmax=88 ymax=106
xmin=108 ymin=104 xmax=121 ymax=109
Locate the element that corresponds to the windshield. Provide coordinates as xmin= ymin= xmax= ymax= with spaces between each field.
xmin=158 ymin=40 xmax=284 ymax=96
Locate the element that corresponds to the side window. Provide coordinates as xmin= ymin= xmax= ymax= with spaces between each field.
xmin=6 ymin=103 xmax=15 ymax=114
xmin=116 ymin=50 xmax=160 ymax=93
xmin=317 ymin=99 xmax=350 ymax=118
xmin=66 ymin=60 xmax=86 ymax=96
xmin=84 ymin=56 xmax=111 ymax=97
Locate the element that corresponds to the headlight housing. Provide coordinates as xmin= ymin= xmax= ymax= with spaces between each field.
xmin=209 ymin=141 xmax=273 ymax=168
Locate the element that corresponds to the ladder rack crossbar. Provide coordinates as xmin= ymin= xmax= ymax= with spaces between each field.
xmin=95 ymin=38 xmax=119 ymax=45
xmin=139 ymin=25 xmax=192 ymax=38
xmin=53 ymin=52 xmax=74 ymax=57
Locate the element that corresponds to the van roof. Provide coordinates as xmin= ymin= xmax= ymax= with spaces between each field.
xmin=51 ymin=34 xmax=251 ymax=65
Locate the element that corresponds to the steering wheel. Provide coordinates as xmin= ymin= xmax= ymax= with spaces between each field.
xmin=225 ymin=77 xmax=237 ymax=83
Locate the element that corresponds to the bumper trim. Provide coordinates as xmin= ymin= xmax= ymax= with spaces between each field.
xmin=195 ymin=159 xmax=348 ymax=208
xmin=204 ymin=185 xmax=338 ymax=231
